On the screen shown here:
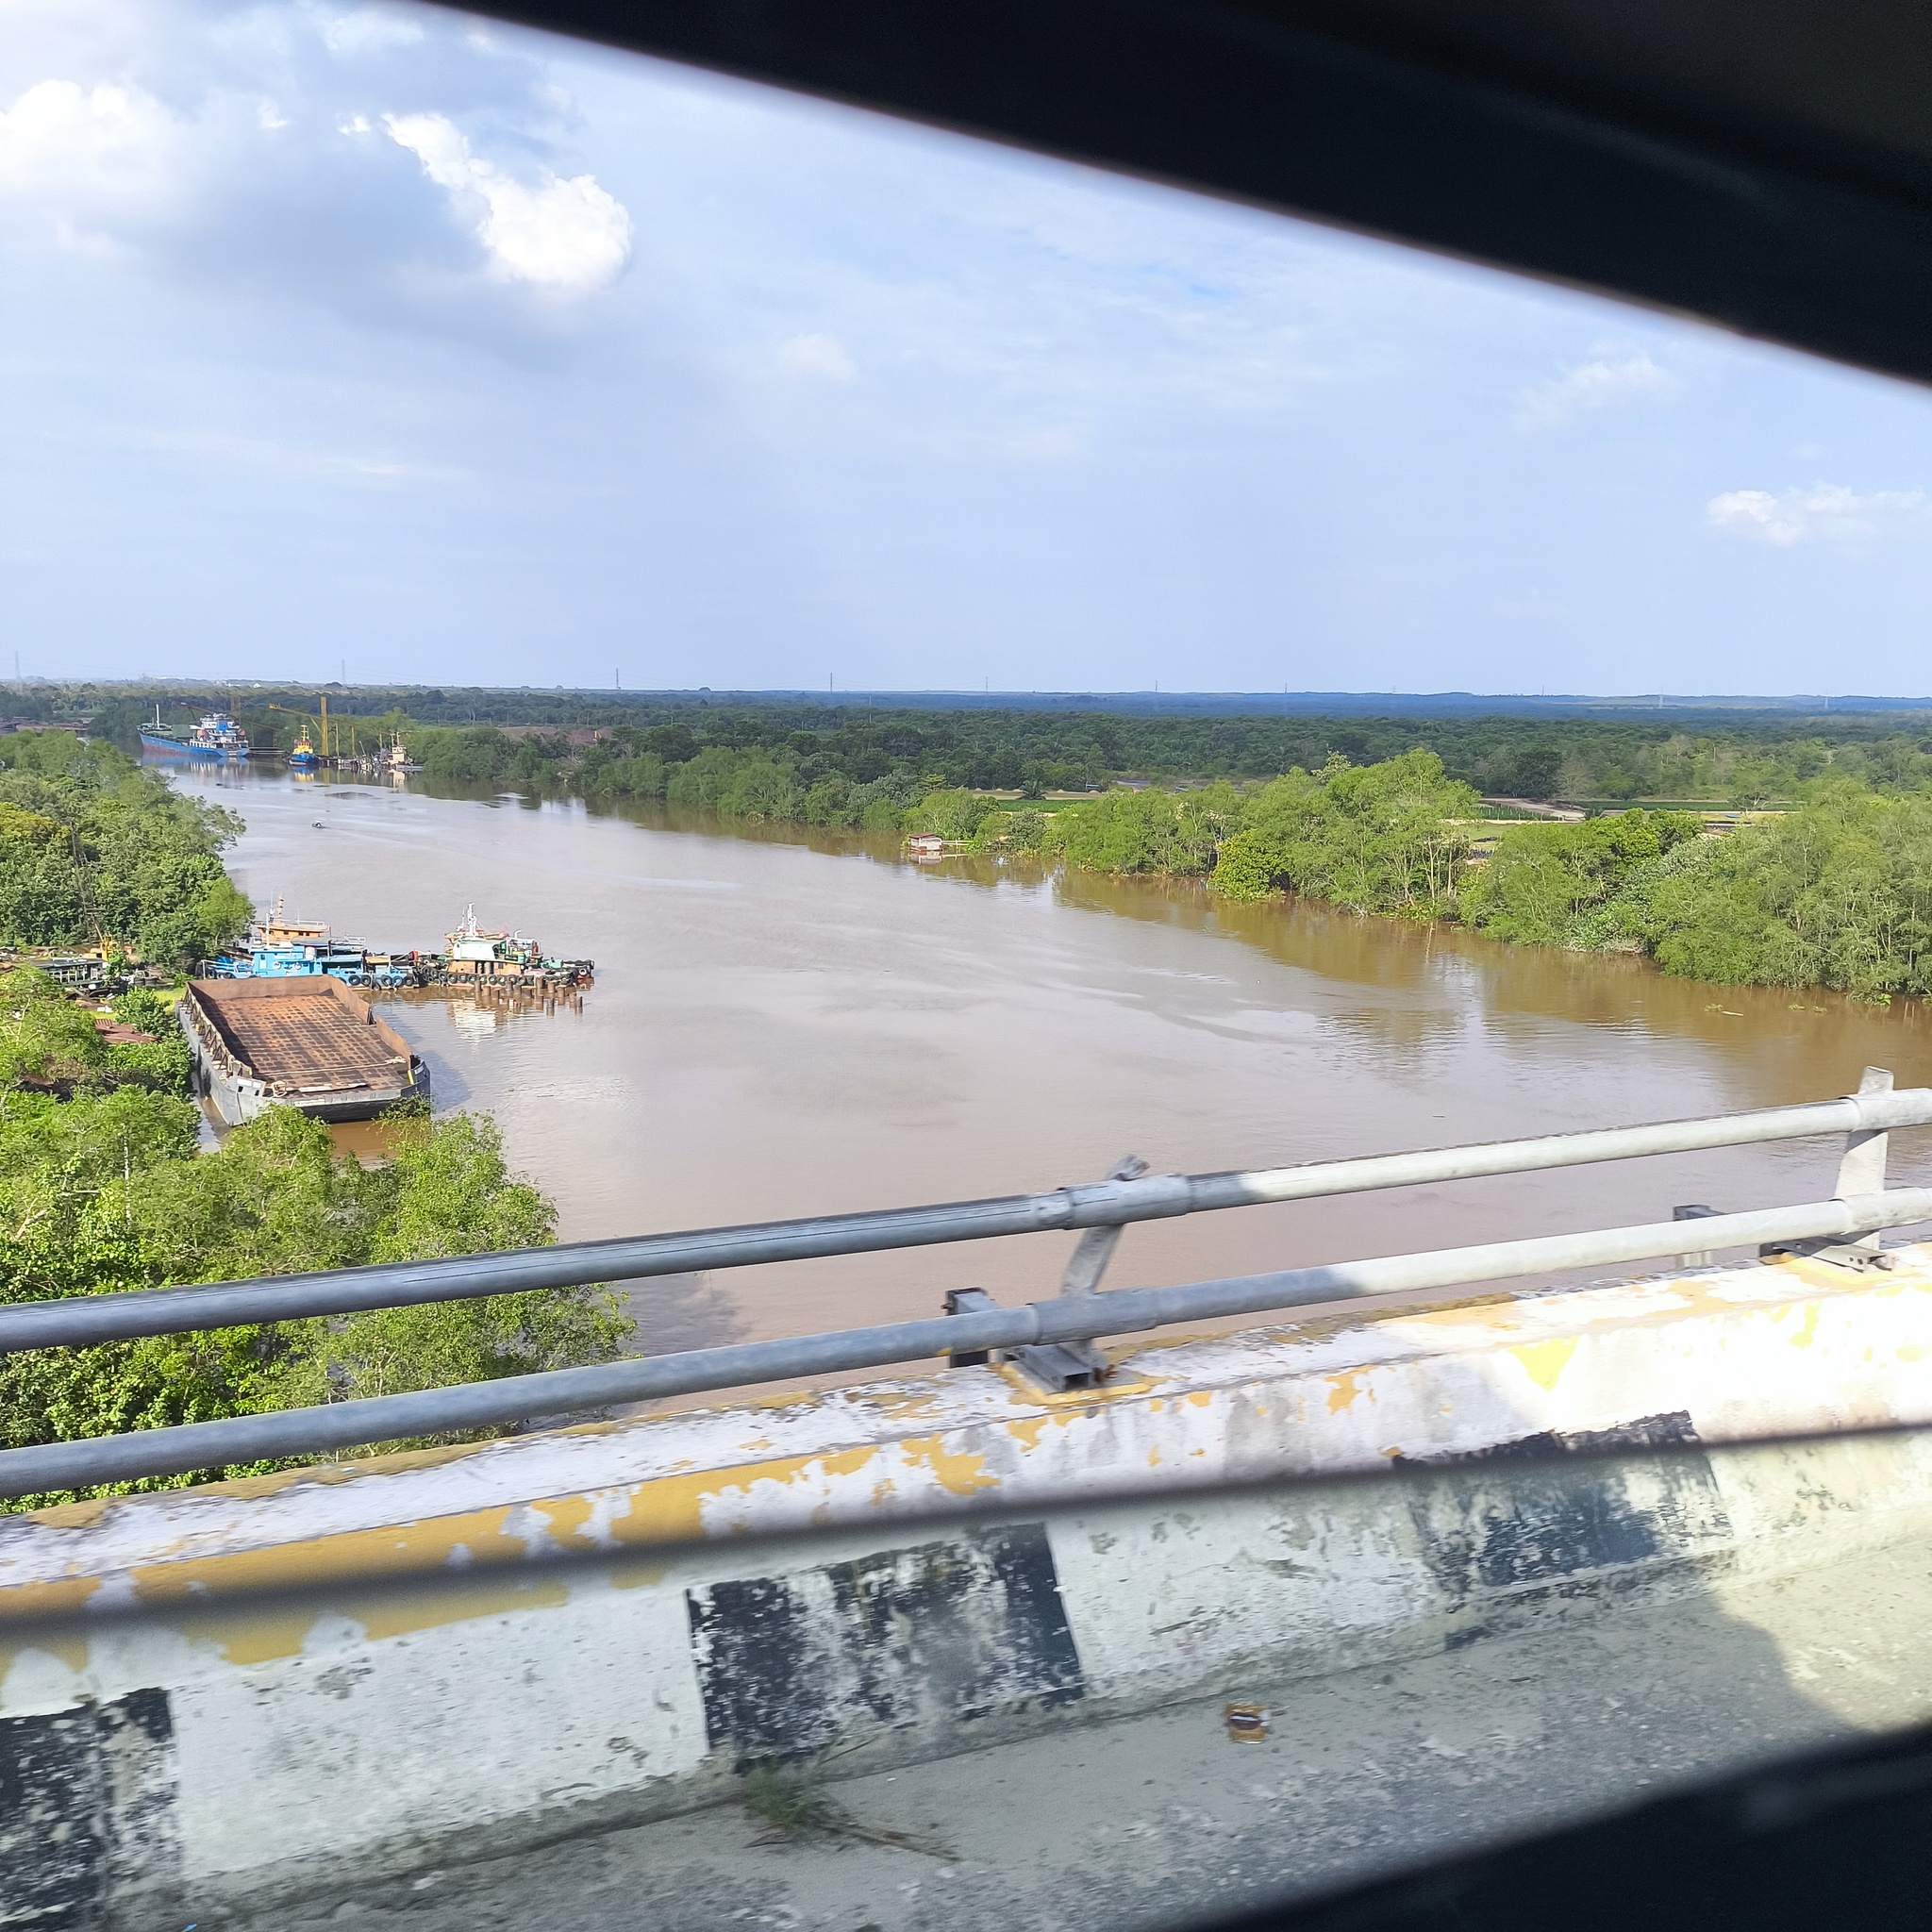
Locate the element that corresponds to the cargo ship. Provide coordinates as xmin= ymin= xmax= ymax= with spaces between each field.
xmin=138 ymin=706 xmax=250 ymax=759
xmin=138 ymin=706 xmax=191 ymax=758
xmin=181 ymin=975 xmax=430 ymax=1124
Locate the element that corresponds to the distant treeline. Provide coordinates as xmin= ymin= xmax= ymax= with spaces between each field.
xmin=402 ymin=721 xmax=1932 ymax=1001
xmin=52 ymin=682 xmax=1932 ymax=803
xmin=396 ymin=708 xmax=1932 ymax=808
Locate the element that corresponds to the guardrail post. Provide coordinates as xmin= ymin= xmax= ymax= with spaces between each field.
xmin=1761 ymin=1068 xmax=1899 ymax=1271
xmin=1674 ymin=1204 xmax=1720 ymax=1268
xmin=1008 ymin=1155 xmax=1147 ymax=1393
xmin=1837 ymin=1068 xmax=1895 ymax=1235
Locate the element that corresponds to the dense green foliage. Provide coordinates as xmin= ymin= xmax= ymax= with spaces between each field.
xmin=1020 ymin=752 xmax=1477 ymax=922
xmin=1033 ymin=770 xmax=1932 ymax=1001
xmin=0 ymin=969 xmax=192 ymax=1098
xmin=1458 ymin=810 xmax=1707 ymax=947
xmin=0 ymin=732 xmax=250 ymax=965
xmin=1041 ymin=784 xmax=1241 ymax=877
xmin=0 ymin=1075 xmax=626 ymax=1508
xmin=57 ymin=677 xmax=1932 ymax=806
xmin=98 ymin=988 xmax=194 ymax=1096
xmin=1624 ymin=787 xmax=1932 ymax=1000
xmin=392 ymin=708 xmax=1932 ymax=810
xmin=1205 ymin=754 xmax=1478 ymax=916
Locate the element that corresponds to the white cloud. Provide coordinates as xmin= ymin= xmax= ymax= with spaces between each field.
xmin=319 ymin=8 xmax=425 ymax=55
xmin=775 ymin=331 xmax=857 ymax=382
xmin=0 ymin=78 xmax=175 ymax=205
xmin=1705 ymin=483 xmax=1932 ymax=545
xmin=383 ymin=110 xmax=631 ymax=295
xmin=1517 ymin=351 xmax=1678 ymax=428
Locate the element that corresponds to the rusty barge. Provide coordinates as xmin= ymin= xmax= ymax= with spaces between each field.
xmin=181 ymin=975 xmax=430 ymax=1125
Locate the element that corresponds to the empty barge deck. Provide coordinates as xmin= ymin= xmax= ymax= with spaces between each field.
xmin=181 ymin=975 xmax=430 ymax=1125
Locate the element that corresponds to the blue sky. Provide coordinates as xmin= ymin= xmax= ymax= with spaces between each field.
xmin=8 ymin=0 xmax=1932 ymax=696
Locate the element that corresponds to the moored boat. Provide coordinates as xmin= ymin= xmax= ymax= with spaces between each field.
xmin=188 ymin=710 xmax=250 ymax=758
xmin=206 ymin=900 xmax=412 ymax=989
xmin=181 ymin=975 xmax=429 ymax=1124
xmin=435 ymin=906 xmax=593 ymax=988
xmin=138 ymin=705 xmax=191 ymax=758
xmin=203 ymin=902 xmax=591 ymax=999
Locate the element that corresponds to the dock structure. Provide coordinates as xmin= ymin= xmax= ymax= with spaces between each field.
xmin=180 ymin=975 xmax=430 ymax=1125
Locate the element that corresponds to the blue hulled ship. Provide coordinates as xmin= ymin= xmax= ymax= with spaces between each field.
xmin=138 ymin=707 xmax=250 ymax=759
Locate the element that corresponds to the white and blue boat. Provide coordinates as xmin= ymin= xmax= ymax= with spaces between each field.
xmin=188 ymin=711 xmax=250 ymax=758
xmin=206 ymin=903 xmax=413 ymax=990
xmin=139 ymin=706 xmax=251 ymax=759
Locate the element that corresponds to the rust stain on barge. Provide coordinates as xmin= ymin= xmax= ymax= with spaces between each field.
xmin=182 ymin=975 xmax=428 ymax=1123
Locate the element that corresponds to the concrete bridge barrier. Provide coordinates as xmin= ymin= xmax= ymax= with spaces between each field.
xmin=6 ymin=1247 xmax=1932 ymax=1927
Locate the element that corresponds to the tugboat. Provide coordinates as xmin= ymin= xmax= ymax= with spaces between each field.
xmin=205 ymin=899 xmax=410 ymax=989
xmin=285 ymin=728 xmax=320 ymax=772
xmin=434 ymin=907 xmax=594 ymax=990
xmin=138 ymin=705 xmax=192 ymax=758
xmin=188 ymin=710 xmax=250 ymax=759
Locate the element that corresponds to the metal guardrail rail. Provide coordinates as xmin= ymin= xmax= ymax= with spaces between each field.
xmin=3 ymin=1190 xmax=1929 ymax=1499
xmin=4 ymin=1082 xmax=1928 ymax=1352
xmin=1 ymin=1072 xmax=1927 ymax=1498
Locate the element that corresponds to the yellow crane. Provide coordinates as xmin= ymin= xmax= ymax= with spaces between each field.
xmin=266 ymin=697 xmax=331 ymax=758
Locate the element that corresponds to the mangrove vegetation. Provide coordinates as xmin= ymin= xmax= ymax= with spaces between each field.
xmin=0 ymin=728 xmax=251 ymax=967
xmin=392 ymin=717 xmax=1932 ymax=1005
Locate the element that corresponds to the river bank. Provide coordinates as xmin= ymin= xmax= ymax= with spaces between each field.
xmin=403 ymin=724 xmax=1932 ymax=1004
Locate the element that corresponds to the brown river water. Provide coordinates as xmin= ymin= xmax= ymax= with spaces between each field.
xmin=173 ymin=765 xmax=1932 ymax=1369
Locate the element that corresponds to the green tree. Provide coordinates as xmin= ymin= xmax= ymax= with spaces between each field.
xmin=0 ymin=739 xmax=251 ymax=964
xmin=1210 ymin=752 xmax=1475 ymax=915
xmin=1460 ymin=810 xmax=1703 ymax=946
xmin=0 ymin=967 xmax=108 ymax=1090
xmin=0 ymin=1101 xmax=627 ymax=1509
